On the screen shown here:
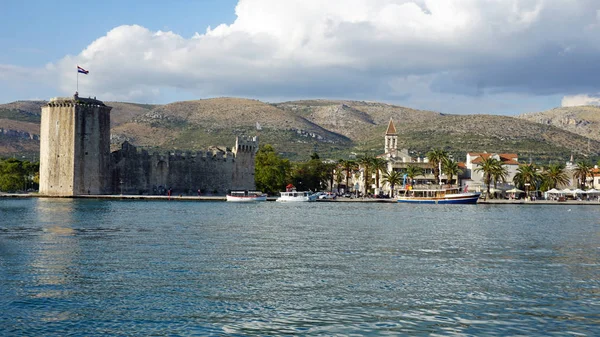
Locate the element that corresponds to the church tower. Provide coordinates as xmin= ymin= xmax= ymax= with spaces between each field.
xmin=384 ymin=119 xmax=398 ymax=158
xmin=39 ymin=95 xmax=112 ymax=196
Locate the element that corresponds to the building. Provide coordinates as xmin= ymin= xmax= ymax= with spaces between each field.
xmin=464 ymin=152 xmax=520 ymax=191
xmin=39 ymin=95 xmax=257 ymax=196
xmin=39 ymin=96 xmax=112 ymax=196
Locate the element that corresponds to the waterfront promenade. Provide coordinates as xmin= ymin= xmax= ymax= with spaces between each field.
xmin=2 ymin=192 xmax=600 ymax=205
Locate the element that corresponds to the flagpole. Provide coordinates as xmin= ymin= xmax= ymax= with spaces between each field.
xmin=76 ymin=70 xmax=79 ymax=94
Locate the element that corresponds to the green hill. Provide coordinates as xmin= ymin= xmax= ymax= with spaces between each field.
xmin=1 ymin=98 xmax=599 ymax=163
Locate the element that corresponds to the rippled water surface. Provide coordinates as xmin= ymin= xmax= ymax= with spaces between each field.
xmin=1 ymin=198 xmax=599 ymax=336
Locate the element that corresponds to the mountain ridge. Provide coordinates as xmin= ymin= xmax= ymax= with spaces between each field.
xmin=1 ymin=98 xmax=599 ymax=163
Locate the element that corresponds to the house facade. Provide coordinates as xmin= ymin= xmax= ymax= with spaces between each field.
xmin=463 ymin=152 xmax=520 ymax=191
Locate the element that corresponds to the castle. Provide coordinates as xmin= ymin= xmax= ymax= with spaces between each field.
xmin=39 ymin=95 xmax=257 ymax=196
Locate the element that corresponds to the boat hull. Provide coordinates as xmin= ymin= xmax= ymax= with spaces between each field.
xmin=276 ymin=191 xmax=317 ymax=202
xmin=226 ymin=195 xmax=267 ymax=202
xmin=276 ymin=196 xmax=317 ymax=202
xmin=397 ymin=193 xmax=480 ymax=204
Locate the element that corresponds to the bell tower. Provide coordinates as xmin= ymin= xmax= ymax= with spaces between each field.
xmin=384 ymin=119 xmax=397 ymax=158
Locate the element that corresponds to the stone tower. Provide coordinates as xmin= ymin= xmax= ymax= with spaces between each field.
xmin=39 ymin=95 xmax=112 ymax=196
xmin=231 ymin=136 xmax=259 ymax=190
xmin=384 ymin=119 xmax=398 ymax=158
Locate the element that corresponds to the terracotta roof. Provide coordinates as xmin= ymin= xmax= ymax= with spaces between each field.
xmin=385 ymin=119 xmax=397 ymax=135
xmin=458 ymin=162 xmax=466 ymax=169
xmin=471 ymin=156 xmax=519 ymax=166
xmin=469 ymin=152 xmax=519 ymax=165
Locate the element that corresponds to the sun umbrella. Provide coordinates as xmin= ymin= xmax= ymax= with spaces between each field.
xmin=506 ymin=187 xmax=524 ymax=193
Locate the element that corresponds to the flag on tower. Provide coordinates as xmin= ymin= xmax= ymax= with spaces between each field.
xmin=77 ymin=66 xmax=89 ymax=74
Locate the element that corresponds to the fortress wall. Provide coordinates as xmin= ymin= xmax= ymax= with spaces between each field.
xmin=40 ymin=95 xmax=257 ymax=196
xmin=111 ymin=142 xmax=151 ymax=194
xmin=111 ymin=144 xmax=252 ymax=195
xmin=39 ymin=104 xmax=76 ymax=195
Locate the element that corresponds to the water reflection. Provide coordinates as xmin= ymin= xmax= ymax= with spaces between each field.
xmin=31 ymin=199 xmax=79 ymax=293
xmin=0 ymin=200 xmax=599 ymax=336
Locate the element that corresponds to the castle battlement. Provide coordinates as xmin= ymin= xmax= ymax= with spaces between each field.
xmin=235 ymin=136 xmax=259 ymax=154
xmin=47 ymin=95 xmax=109 ymax=108
xmin=41 ymin=95 xmax=257 ymax=196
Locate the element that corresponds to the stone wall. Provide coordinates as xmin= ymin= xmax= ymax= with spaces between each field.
xmin=40 ymin=96 xmax=256 ymax=196
xmin=110 ymin=137 xmax=257 ymax=195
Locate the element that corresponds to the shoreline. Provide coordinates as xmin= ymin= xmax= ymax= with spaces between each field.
xmin=1 ymin=193 xmax=599 ymax=205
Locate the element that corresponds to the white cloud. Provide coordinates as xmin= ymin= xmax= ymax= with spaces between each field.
xmin=10 ymin=0 xmax=600 ymax=113
xmin=561 ymin=94 xmax=600 ymax=107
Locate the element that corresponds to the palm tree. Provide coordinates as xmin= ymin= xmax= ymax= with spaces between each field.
xmin=324 ymin=162 xmax=338 ymax=192
xmin=371 ymin=157 xmax=388 ymax=193
xmin=339 ymin=159 xmax=358 ymax=193
xmin=441 ymin=158 xmax=462 ymax=186
xmin=426 ymin=149 xmax=449 ymax=185
xmin=405 ymin=164 xmax=423 ymax=187
xmin=335 ymin=169 xmax=344 ymax=193
xmin=543 ymin=164 xmax=570 ymax=190
xmin=513 ymin=163 xmax=542 ymax=196
xmin=382 ymin=169 xmax=403 ymax=198
xmin=475 ymin=156 xmax=503 ymax=197
xmin=491 ymin=164 xmax=509 ymax=190
xmin=573 ymin=161 xmax=593 ymax=189
xmin=358 ymin=155 xmax=375 ymax=195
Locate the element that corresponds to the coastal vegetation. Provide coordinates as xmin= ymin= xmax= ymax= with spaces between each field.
xmin=0 ymin=158 xmax=38 ymax=193
xmin=254 ymin=145 xmax=333 ymax=195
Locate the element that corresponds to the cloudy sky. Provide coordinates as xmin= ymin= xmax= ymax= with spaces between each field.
xmin=1 ymin=0 xmax=600 ymax=115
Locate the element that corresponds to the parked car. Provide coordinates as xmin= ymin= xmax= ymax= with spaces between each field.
xmin=318 ymin=192 xmax=336 ymax=199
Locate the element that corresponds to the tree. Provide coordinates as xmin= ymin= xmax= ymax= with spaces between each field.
xmin=405 ymin=164 xmax=423 ymax=186
xmin=335 ymin=169 xmax=344 ymax=193
xmin=382 ymin=169 xmax=403 ymax=197
xmin=339 ymin=159 xmax=358 ymax=193
xmin=441 ymin=158 xmax=462 ymax=186
xmin=324 ymin=162 xmax=338 ymax=192
xmin=573 ymin=161 xmax=593 ymax=189
xmin=357 ymin=155 xmax=375 ymax=195
xmin=254 ymin=145 xmax=291 ymax=194
xmin=0 ymin=158 xmax=39 ymax=193
xmin=291 ymin=156 xmax=329 ymax=192
xmin=371 ymin=157 xmax=388 ymax=193
xmin=426 ymin=149 xmax=448 ymax=185
xmin=513 ymin=163 xmax=542 ymax=196
xmin=542 ymin=164 xmax=570 ymax=190
xmin=475 ymin=156 xmax=503 ymax=197
xmin=491 ymin=163 xmax=508 ymax=190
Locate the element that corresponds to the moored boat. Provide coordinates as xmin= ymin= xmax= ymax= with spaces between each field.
xmin=276 ymin=184 xmax=317 ymax=202
xmin=276 ymin=190 xmax=317 ymax=202
xmin=226 ymin=190 xmax=267 ymax=202
xmin=397 ymin=187 xmax=480 ymax=204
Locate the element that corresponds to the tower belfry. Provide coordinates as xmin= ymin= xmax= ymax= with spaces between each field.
xmin=39 ymin=95 xmax=112 ymax=196
xmin=384 ymin=119 xmax=398 ymax=158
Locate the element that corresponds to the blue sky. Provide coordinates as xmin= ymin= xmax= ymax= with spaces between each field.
xmin=1 ymin=0 xmax=237 ymax=66
xmin=2 ymin=0 xmax=600 ymax=115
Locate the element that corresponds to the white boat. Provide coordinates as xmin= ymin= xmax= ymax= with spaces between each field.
xmin=226 ymin=190 xmax=267 ymax=202
xmin=276 ymin=189 xmax=317 ymax=202
xmin=397 ymin=187 xmax=480 ymax=204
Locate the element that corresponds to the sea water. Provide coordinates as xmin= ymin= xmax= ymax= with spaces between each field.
xmin=1 ymin=198 xmax=599 ymax=336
